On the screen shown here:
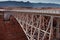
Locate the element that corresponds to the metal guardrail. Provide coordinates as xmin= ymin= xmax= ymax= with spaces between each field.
xmin=0 ymin=9 xmax=60 ymax=14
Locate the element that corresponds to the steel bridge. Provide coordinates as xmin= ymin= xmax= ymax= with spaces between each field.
xmin=0 ymin=9 xmax=60 ymax=40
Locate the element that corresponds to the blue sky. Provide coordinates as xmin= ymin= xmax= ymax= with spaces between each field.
xmin=0 ymin=0 xmax=60 ymax=4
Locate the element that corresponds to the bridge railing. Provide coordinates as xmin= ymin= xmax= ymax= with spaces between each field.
xmin=10 ymin=9 xmax=60 ymax=14
xmin=0 ymin=9 xmax=60 ymax=14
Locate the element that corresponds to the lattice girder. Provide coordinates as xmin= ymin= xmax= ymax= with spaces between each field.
xmin=11 ymin=13 xmax=54 ymax=40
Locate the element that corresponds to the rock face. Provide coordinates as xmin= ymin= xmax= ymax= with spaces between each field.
xmin=0 ymin=15 xmax=28 ymax=40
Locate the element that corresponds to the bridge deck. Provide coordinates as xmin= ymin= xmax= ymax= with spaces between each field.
xmin=0 ymin=7 xmax=60 ymax=15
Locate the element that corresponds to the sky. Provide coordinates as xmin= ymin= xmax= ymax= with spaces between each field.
xmin=0 ymin=0 xmax=60 ymax=4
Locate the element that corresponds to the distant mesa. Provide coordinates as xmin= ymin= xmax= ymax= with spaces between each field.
xmin=0 ymin=1 xmax=60 ymax=8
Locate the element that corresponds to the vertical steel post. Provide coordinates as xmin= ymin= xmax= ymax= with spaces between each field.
xmin=49 ymin=16 xmax=53 ymax=40
xmin=38 ymin=15 xmax=41 ymax=40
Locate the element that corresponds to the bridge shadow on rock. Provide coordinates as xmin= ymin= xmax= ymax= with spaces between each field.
xmin=0 ymin=15 xmax=28 ymax=40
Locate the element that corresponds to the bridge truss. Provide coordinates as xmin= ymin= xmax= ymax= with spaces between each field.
xmin=11 ymin=12 xmax=59 ymax=40
xmin=0 ymin=9 xmax=60 ymax=40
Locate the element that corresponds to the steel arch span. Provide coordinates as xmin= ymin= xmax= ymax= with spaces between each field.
xmin=12 ymin=13 xmax=60 ymax=40
xmin=0 ymin=9 xmax=60 ymax=40
xmin=13 ymin=13 xmax=53 ymax=40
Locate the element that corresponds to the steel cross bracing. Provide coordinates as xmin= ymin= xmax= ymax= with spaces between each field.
xmin=1 ymin=11 xmax=60 ymax=40
xmin=10 ymin=13 xmax=54 ymax=40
